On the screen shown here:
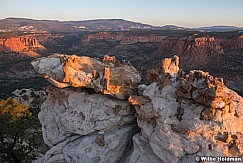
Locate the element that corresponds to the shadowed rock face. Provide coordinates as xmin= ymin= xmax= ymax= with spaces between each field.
xmin=31 ymin=54 xmax=141 ymax=100
xmin=0 ymin=36 xmax=45 ymax=57
xmin=39 ymin=86 xmax=137 ymax=147
xmin=37 ymin=125 xmax=139 ymax=163
xmin=33 ymin=55 xmax=242 ymax=163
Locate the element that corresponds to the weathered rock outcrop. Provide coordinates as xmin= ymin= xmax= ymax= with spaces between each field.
xmin=33 ymin=55 xmax=141 ymax=163
xmin=128 ymin=56 xmax=243 ymax=163
xmin=0 ymin=36 xmax=45 ymax=57
xmin=33 ymin=55 xmax=243 ymax=163
xmin=31 ymin=54 xmax=141 ymax=99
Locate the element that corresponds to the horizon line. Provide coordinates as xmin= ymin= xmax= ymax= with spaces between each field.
xmin=1 ymin=16 xmax=243 ymax=29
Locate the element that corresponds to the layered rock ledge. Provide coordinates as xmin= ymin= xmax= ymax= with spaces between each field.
xmin=33 ymin=54 xmax=243 ymax=163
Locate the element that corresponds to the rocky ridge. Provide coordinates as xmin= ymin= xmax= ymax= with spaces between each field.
xmin=33 ymin=55 xmax=243 ymax=163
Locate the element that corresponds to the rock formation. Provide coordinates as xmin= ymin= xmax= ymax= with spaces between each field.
xmin=33 ymin=55 xmax=141 ymax=162
xmin=128 ymin=56 xmax=243 ymax=163
xmin=0 ymin=36 xmax=45 ymax=57
xmin=33 ymin=54 xmax=243 ymax=163
xmin=31 ymin=54 xmax=141 ymax=99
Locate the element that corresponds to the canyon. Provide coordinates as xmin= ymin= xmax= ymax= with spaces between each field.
xmin=0 ymin=20 xmax=242 ymax=162
xmin=0 ymin=29 xmax=242 ymax=98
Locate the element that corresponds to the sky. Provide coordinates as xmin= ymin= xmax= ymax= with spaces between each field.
xmin=1 ymin=0 xmax=243 ymax=28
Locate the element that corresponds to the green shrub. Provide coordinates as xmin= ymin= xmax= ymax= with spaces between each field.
xmin=0 ymin=98 xmax=42 ymax=163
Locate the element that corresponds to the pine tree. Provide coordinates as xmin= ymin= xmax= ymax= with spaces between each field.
xmin=0 ymin=98 xmax=42 ymax=163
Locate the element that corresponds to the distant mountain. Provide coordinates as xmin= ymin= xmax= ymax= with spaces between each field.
xmin=192 ymin=26 xmax=243 ymax=32
xmin=0 ymin=18 xmax=154 ymax=32
xmin=66 ymin=19 xmax=154 ymax=30
xmin=158 ymin=25 xmax=188 ymax=30
xmin=0 ymin=18 xmax=242 ymax=33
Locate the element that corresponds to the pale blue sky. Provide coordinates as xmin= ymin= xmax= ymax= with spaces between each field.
xmin=1 ymin=0 xmax=243 ymax=27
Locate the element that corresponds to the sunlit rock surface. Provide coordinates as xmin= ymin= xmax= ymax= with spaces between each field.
xmin=31 ymin=54 xmax=141 ymax=99
xmin=32 ymin=55 xmax=141 ymax=163
xmin=128 ymin=56 xmax=243 ymax=163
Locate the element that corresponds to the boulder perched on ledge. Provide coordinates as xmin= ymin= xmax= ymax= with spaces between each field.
xmin=31 ymin=54 xmax=141 ymax=99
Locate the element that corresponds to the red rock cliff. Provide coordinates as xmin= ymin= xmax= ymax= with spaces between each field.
xmin=0 ymin=36 xmax=45 ymax=57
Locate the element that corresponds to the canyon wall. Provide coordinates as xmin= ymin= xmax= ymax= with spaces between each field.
xmin=82 ymin=32 xmax=243 ymax=53
xmin=82 ymin=32 xmax=167 ymax=44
